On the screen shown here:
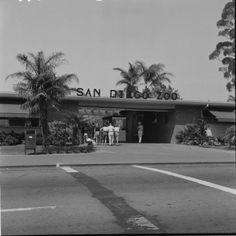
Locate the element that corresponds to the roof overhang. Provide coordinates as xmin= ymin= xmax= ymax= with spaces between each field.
xmin=64 ymin=96 xmax=235 ymax=110
xmin=209 ymin=110 xmax=235 ymax=123
xmin=0 ymin=93 xmax=235 ymax=111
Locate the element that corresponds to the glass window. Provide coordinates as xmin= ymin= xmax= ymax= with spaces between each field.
xmin=9 ymin=118 xmax=25 ymax=127
xmin=0 ymin=118 xmax=9 ymax=127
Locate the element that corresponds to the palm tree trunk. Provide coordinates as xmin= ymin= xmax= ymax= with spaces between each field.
xmin=39 ymin=104 xmax=49 ymax=153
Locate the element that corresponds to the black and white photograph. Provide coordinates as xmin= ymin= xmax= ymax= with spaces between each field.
xmin=0 ymin=0 xmax=235 ymax=235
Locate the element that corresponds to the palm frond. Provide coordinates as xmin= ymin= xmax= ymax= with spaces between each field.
xmin=5 ymin=71 xmax=33 ymax=81
xmin=113 ymin=68 xmax=131 ymax=80
xmin=116 ymin=79 xmax=130 ymax=86
xmin=16 ymin=54 xmax=37 ymax=73
xmin=45 ymin=52 xmax=67 ymax=70
xmin=54 ymin=74 xmax=79 ymax=85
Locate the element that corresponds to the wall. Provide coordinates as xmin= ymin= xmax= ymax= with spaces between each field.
xmin=0 ymin=126 xmax=41 ymax=134
xmin=208 ymin=123 xmax=234 ymax=138
xmin=170 ymin=106 xmax=202 ymax=143
xmin=170 ymin=106 xmax=234 ymax=143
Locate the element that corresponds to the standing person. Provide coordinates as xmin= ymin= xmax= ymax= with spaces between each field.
xmin=107 ymin=123 xmax=115 ymax=146
xmin=205 ymin=125 xmax=214 ymax=145
xmin=137 ymin=122 xmax=144 ymax=143
xmin=114 ymin=123 xmax=120 ymax=145
xmin=91 ymin=123 xmax=95 ymax=140
xmin=100 ymin=123 xmax=109 ymax=145
xmin=94 ymin=123 xmax=100 ymax=144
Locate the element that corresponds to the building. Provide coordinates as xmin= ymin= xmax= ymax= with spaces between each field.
xmin=0 ymin=92 xmax=235 ymax=143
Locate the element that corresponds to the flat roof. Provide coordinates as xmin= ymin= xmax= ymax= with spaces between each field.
xmin=0 ymin=92 xmax=235 ymax=110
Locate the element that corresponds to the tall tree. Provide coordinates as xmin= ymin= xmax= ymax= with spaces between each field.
xmin=113 ymin=63 xmax=142 ymax=98
xmin=6 ymin=51 xmax=78 ymax=151
xmin=209 ymin=0 xmax=235 ymax=101
xmin=135 ymin=61 xmax=173 ymax=91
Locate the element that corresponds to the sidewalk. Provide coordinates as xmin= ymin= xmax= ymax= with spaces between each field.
xmin=0 ymin=143 xmax=235 ymax=168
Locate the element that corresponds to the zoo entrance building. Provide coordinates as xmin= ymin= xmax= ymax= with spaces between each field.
xmin=0 ymin=92 xmax=235 ymax=143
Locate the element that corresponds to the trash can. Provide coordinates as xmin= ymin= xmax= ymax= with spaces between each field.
xmin=25 ymin=129 xmax=36 ymax=154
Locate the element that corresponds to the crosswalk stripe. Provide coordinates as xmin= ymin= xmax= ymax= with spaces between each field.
xmin=133 ymin=165 xmax=236 ymax=195
xmin=1 ymin=206 xmax=56 ymax=212
xmin=60 ymin=166 xmax=78 ymax=173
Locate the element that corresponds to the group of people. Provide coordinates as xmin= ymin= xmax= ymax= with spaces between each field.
xmin=83 ymin=121 xmax=144 ymax=145
xmin=84 ymin=122 xmax=120 ymax=146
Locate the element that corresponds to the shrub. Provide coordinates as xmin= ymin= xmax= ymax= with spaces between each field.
xmin=47 ymin=143 xmax=94 ymax=154
xmin=0 ymin=131 xmax=23 ymax=145
xmin=48 ymin=120 xmax=73 ymax=146
xmin=176 ymin=119 xmax=208 ymax=145
xmin=223 ymin=125 xmax=235 ymax=147
xmin=36 ymin=133 xmax=43 ymax=145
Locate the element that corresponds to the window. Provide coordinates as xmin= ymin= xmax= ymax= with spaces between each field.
xmin=0 ymin=118 xmax=9 ymax=127
xmin=9 ymin=118 xmax=25 ymax=127
xmin=30 ymin=118 xmax=39 ymax=127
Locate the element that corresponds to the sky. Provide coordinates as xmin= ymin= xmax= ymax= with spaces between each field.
xmin=0 ymin=0 xmax=232 ymax=101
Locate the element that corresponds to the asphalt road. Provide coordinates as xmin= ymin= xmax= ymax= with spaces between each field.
xmin=1 ymin=163 xmax=236 ymax=235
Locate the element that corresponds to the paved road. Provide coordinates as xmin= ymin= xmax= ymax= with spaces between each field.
xmin=1 ymin=163 xmax=236 ymax=235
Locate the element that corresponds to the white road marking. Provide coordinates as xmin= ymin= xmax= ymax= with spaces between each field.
xmin=133 ymin=165 xmax=236 ymax=195
xmin=1 ymin=206 xmax=56 ymax=213
xmin=127 ymin=215 xmax=159 ymax=231
xmin=60 ymin=166 xmax=78 ymax=173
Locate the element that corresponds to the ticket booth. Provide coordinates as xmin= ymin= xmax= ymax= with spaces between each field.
xmin=25 ymin=129 xmax=36 ymax=154
xmin=112 ymin=117 xmax=126 ymax=142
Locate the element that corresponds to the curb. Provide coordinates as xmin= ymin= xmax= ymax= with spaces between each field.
xmin=0 ymin=162 xmax=235 ymax=169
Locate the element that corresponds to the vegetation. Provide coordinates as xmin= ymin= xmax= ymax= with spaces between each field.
xmin=223 ymin=125 xmax=235 ymax=147
xmin=6 ymin=51 xmax=78 ymax=152
xmin=47 ymin=120 xmax=94 ymax=153
xmin=135 ymin=61 xmax=172 ymax=89
xmin=48 ymin=120 xmax=73 ymax=146
xmin=209 ymin=0 xmax=235 ymax=101
xmin=113 ymin=62 xmax=142 ymax=98
xmin=175 ymin=119 xmax=208 ymax=145
xmin=113 ymin=61 xmax=180 ymax=98
xmin=64 ymin=112 xmax=90 ymax=145
xmin=0 ymin=131 xmax=24 ymax=145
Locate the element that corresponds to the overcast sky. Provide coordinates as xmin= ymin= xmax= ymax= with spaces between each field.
xmin=0 ymin=0 xmax=231 ymax=101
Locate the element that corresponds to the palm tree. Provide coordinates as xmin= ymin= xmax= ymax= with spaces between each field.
xmin=6 ymin=51 xmax=79 ymax=151
xmin=135 ymin=61 xmax=173 ymax=92
xmin=113 ymin=63 xmax=142 ymax=98
xmin=64 ymin=112 xmax=89 ymax=145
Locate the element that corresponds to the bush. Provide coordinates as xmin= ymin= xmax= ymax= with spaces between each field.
xmin=223 ymin=125 xmax=235 ymax=147
xmin=36 ymin=133 xmax=43 ymax=145
xmin=175 ymin=119 xmax=208 ymax=145
xmin=0 ymin=131 xmax=23 ymax=145
xmin=48 ymin=120 xmax=73 ymax=146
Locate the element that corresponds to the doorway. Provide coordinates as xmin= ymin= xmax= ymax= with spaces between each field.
xmin=138 ymin=111 xmax=170 ymax=143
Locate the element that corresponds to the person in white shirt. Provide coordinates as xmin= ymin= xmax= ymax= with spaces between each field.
xmin=205 ymin=126 xmax=214 ymax=145
xmin=84 ymin=133 xmax=96 ymax=145
xmin=137 ymin=122 xmax=144 ymax=143
xmin=100 ymin=124 xmax=109 ymax=145
xmin=107 ymin=123 xmax=115 ymax=146
xmin=114 ymin=124 xmax=120 ymax=145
